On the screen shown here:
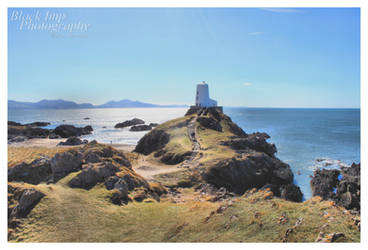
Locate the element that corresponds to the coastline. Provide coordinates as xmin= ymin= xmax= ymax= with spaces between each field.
xmin=8 ymin=138 xmax=136 ymax=152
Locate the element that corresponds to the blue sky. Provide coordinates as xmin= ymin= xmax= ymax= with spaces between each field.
xmin=8 ymin=8 xmax=360 ymax=107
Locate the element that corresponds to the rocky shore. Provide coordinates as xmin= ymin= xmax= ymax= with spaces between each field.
xmin=7 ymin=108 xmax=360 ymax=242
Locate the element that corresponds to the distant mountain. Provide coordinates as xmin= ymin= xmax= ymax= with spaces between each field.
xmin=97 ymin=99 xmax=157 ymax=108
xmin=8 ymin=99 xmax=94 ymax=109
xmin=8 ymin=99 xmax=187 ymax=109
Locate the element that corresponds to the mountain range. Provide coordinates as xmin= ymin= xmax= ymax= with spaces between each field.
xmin=8 ymin=99 xmax=188 ymax=109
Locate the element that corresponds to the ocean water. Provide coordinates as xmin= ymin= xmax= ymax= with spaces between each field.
xmin=8 ymin=107 xmax=360 ymax=199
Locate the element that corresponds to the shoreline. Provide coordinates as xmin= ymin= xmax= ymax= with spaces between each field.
xmin=8 ymin=138 xmax=136 ymax=152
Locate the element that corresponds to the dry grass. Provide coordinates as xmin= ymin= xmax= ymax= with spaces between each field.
xmin=10 ymin=183 xmax=360 ymax=242
xmin=8 ymin=146 xmax=72 ymax=168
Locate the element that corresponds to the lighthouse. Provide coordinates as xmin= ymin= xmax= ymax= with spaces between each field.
xmin=195 ymin=81 xmax=218 ymax=107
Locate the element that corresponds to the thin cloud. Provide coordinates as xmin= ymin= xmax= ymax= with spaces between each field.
xmin=260 ymin=8 xmax=303 ymax=13
xmin=248 ymin=32 xmax=265 ymax=36
xmin=242 ymin=82 xmax=252 ymax=86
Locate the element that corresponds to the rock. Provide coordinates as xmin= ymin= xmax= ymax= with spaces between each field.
xmin=49 ymin=133 xmax=61 ymax=139
xmin=57 ymin=136 xmax=87 ymax=146
xmin=8 ymin=121 xmax=50 ymax=127
xmin=129 ymin=124 xmax=152 ymax=131
xmin=50 ymin=150 xmax=83 ymax=181
xmin=110 ymin=189 xmax=131 ymax=205
xmin=53 ymin=124 xmax=93 ymax=138
xmin=220 ymin=133 xmax=277 ymax=157
xmin=197 ymin=117 xmax=222 ymax=132
xmin=310 ymin=168 xmax=340 ymax=200
xmin=105 ymin=176 xmax=120 ymax=190
xmin=149 ymin=123 xmax=159 ymax=127
xmin=10 ymin=189 xmax=45 ymax=218
xmin=81 ymin=144 xmax=131 ymax=167
xmin=83 ymin=125 xmax=93 ymax=133
xmin=149 ymin=182 xmax=167 ymax=196
xmin=202 ymin=152 xmax=294 ymax=195
xmin=8 ymin=121 xmax=22 ymax=126
xmin=25 ymin=122 xmax=50 ymax=127
xmin=8 ymin=126 xmax=50 ymax=140
xmin=280 ymin=184 xmax=303 ymax=202
xmin=84 ymin=117 xmax=90 ymax=120
xmin=8 ymin=136 xmax=28 ymax=143
xmin=114 ymin=118 xmax=145 ymax=128
xmin=8 ymin=157 xmax=51 ymax=184
xmin=310 ymin=163 xmax=360 ymax=211
xmin=316 ymin=232 xmax=345 ymax=243
xmin=68 ymin=162 xmax=121 ymax=190
xmin=134 ymin=129 xmax=170 ymax=155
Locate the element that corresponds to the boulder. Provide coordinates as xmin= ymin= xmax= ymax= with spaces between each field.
xmin=220 ymin=133 xmax=277 ymax=157
xmin=280 ymin=184 xmax=303 ymax=202
xmin=114 ymin=118 xmax=145 ymax=128
xmin=8 ymin=126 xmax=50 ymax=140
xmin=8 ymin=121 xmax=22 ymax=126
xmin=310 ymin=168 xmax=340 ymax=200
xmin=202 ymin=152 xmax=294 ymax=195
xmin=49 ymin=133 xmax=61 ymax=139
xmin=129 ymin=124 xmax=152 ymax=131
xmin=8 ymin=136 xmax=28 ymax=143
xmin=53 ymin=124 xmax=93 ymax=138
xmin=197 ymin=117 xmax=222 ymax=132
xmin=134 ymin=129 xmax=170 ymax=155
xmin=68 ymin=162 xmax=121 ymax=190
xmin=50 ymin=150 xmax=83 ymax=181
xmin=310 ymin=163 xmax=360 ymax=211
xmin=10 ymin=189 xmax=45 ymax=218
xmin=8 ymin=157 xmax=52 ymax=184
xmin=25 ymin=122 xmax=50 ymax=127
xmin=57 ymin=136 xmax=87 ymax=146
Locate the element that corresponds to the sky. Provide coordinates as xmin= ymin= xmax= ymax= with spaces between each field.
xmin=8 ymin=8 xmax=360 ymax=108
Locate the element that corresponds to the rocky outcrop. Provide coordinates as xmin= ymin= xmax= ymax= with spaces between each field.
xmin=8 ymin=126 xmax=50 ymax=141
xmin=130 ymin=124 xmax=152 ymax=131
xmin=114 ymin=118 xmax=145 ymax=128
xmin=10 ymin=188 xmax=45 ymax=218
xmin=135 ymin=129 xmax=170 ymax=155
xmin=50 ymin=150 xmax=83 ymax=182
xmin=57 ymin=136 xmax=88 ymax=146
xmin=149 ymin=123 xmax=159 ymax=127
xmin=197 ymin=117 xmax=222 ymax=132
xmin=220 ymin=132 xmax=277 ymax=157
xmin=8 ymin=121 xmax=50 ymax=127
xmin=53 ymin=124 xmax=93 ymax=138
xmin=8 ymin=157 xmax=52 ymax=184
xmin=8 ymin=184 xmax=45 ymax=240
xmin=202 ymin=151 xmax=294 ymax=196
xmin=310 ymin=163 xmax=360 ymax=211
xmin=68 ymin=162 xmax=121 ymax=190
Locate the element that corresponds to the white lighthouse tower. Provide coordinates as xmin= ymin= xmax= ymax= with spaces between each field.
xmin=195 ymin=81 xmax=218 ymax=107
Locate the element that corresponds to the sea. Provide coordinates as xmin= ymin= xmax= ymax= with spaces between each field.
xmin=8 ymin=107 xmax=360 ymax=199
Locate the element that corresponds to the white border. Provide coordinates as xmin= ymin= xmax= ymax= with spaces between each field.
xmin=1 ymin=1 xmax=366 ymax=250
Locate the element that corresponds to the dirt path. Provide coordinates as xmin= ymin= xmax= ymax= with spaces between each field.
xmin=179 ymin=116 xmax=203 ymax=170
xmin=132 ymin=155 xmax=180 ymax=181
xmin=133 ymin=115 xmax=204 ymax=181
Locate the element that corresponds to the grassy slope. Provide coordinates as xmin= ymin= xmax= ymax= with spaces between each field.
xmin=11 ymin=180 xmax=360 ymax=242
xmin=8 ymin=147 xmax=73 ymax=168
xmin=196 ymin=116 xmax=237 ymax=165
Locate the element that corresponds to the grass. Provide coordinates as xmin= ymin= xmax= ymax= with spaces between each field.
xmin=10 ymin=182 xmax=360 ymax=242
xmin=8 ymin=147 xmax=73 ymax=168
